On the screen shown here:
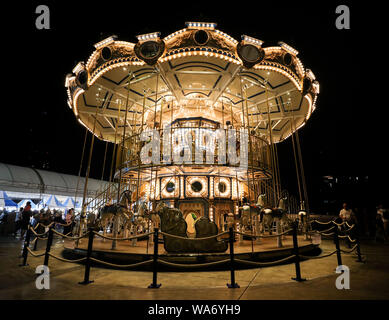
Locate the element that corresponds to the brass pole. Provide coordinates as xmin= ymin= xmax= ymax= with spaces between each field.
xmin=117 ymin=73 xmax=132 ymax=202
xmin=80 ymin=104 xmax=100 ymax=237
xmin=290 ymin=113 xmax=303 ymax=208
xmin=265 ymin=86 xmax=277 ymax=206
xmin=113 ymin=73 xmax=132 ymax=250
xmin=230 ymin=102 xmax=234 ymax=127
xmin=108 ymin=101 xmax=122 ymax=202
xmin=136 ymin=90 xmax=147 ymax=205
xmin=101 ymin=141 xmax=108 ymax=181
xmin=74 ymin=126 xmax=88 ymax=212
xmin=296 ymin=128 xmax=310 ymax=215
xmin=221 ymin=100 xmax=225 ymax=129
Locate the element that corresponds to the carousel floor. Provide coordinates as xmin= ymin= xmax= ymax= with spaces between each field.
xmin=63 ymin=233 xmax=319 ymax=271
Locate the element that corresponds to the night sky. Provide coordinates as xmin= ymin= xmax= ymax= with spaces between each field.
xmin=2 ymin=1 xmax=387 ymax=211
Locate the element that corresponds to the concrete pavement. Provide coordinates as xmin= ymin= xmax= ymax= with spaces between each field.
xmin=0 ymin=236 xmax=388 ymax=300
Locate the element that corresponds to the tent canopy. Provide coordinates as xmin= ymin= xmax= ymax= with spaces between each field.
xmin=62 ymin=197 xmax=82 ymax=209
xmin=17 ymin=199 xmax=37 ymax=210
xmin=0 ymin=191 xmax=18 ymax=208
xmin=44 ymin=195 xmax=65 ymax=209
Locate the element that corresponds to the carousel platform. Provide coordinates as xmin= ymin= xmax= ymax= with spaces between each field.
xmin=62 ymin=233 xmax=320 ymax=271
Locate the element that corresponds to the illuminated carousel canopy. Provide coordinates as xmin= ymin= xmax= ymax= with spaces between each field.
xmin=65 ymin=22 xmax=319 ymax=144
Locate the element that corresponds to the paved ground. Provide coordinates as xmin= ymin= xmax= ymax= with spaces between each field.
xmin=0 ymin=235 xmax=388 ymax=300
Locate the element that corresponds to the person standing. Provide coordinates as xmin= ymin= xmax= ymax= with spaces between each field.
xmin=63 ymin=208 xmax=74 ymax=236
xmin=339 ymin=202 xmax=354 ymax=223
xmin=376 ymin=204 xmax=388 ymax=241
xmin=20 ymin=202 xmax=32 ymax=239
xmin=383 ymin=207 xmax=389 ymax=240
xmin=339 ymin=202 xmax=356 ymax=247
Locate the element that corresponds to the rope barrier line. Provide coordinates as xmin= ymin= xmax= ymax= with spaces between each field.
xmin=345 ymin=221 xmax=354 ymax=229
xmin=26 ymin=247 xmax=46 ymax=257
xmin=30 ymin=228 xmax=49 ymax=237
xmin=332 ymin=221 xmax=352 ymax=227
xmin=53 ymin=221 xmax=73 ymax=227
xmin=156 ymin=258 xmax=230 ymax=268
xmin=235 ymin=229 xmax=293 ymax=239
xmin=321 ymin=232 xmax=335 ymax=237
xmin=309 ymin=219 xmax=355 ymax=228
xmin=338 ymin=234 xmax=357 ymax=242
xmin=234 ymin=255 xmax=296 ymax=267
xmin=90 ymin=257 xmax=153 ymax=268
xmin=307 ymin=225 xmax=335 ymax=235
xmin=31 ymin=236 xmax=48 ymax=241
xmin=340 ymin=244 xmax=358 ymax=254
xmin=300 ymin=250 xmax=337 ymax=260
xmin=338 ymin=224 xmax=355 ymax=233
xmin=36 ymin=222 xmax=55 ymax=228
xmin=159 ymin=231 xmax=229 ymax=241
xmin=51 ymin=229 xmax=89 ymax=240
xmin=309 ymin=219 xmax=333 ymax=225
xmin=93 ymin=231 xmax=153 ymax=241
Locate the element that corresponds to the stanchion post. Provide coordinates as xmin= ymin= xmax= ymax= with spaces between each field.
xmin=291 ymin=219 xmax=306 ymax=282
xmin=355 ymin=232 xmax=364 ymax=263
xmin=227 ymin=227 xmax=240 ymax=288
xmin=333 ymin=224 xmax=342 ymax=267
xmin=43 ymin=225 xmax=54 ymax=267
xmin=20 ymin=224 xmax=32 ymax=266
xmin=79 ymin=228 xmax=95 ymax=285
xmin=148 ymin=228 xmax=161 ymax=288
xmin=276 ymin=219 xmax=283 ymax=248
xmin=33 ymin=235 xmax=39 ymax=251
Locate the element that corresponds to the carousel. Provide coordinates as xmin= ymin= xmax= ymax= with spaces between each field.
xmin=64 ymin=22 xmax=320 ymax=267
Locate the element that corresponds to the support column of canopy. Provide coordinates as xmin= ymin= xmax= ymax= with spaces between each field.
xmin=289 ymin=93 xmax=310 ymax=234
xmin=112 ymin=71 xmax=133 ymax=250
xmin=264 ymin=85 xmax=278 ymax=207
xmin=80 ymin=99 xmax=101 ymax=239
xmin=74 ymin=126 xmax=88 ymax=212
xmin=107 ymin=100 xmax=122 ymax=203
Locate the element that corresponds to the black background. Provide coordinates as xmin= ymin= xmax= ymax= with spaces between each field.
xmin=1 ymin=1 xmax=387 ymax=212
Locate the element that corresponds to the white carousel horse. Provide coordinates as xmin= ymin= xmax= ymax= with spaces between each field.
xmin=97 ymin=190 xmax=132 ymax=239
xmin=259 ymin=196 xmax=291 ymax=235
xmin=122 ymin=201 xmax=149 ymax=238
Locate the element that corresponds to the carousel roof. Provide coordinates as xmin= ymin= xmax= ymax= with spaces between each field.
xmin=66 ymin=22 xmax=319 ymax=144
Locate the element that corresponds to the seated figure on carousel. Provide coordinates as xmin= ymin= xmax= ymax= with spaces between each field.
xmin=239 ymin=192 xmax=254 ymax=233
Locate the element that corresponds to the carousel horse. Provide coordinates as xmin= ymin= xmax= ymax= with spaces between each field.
xmin=121 ymin=201 xmax=150 ymax=238
xmin=259 ymin=196 xmax=292 ymax=235
xmin=97 ymin=190 xmax=133 ymax=238
xmin=85 ymin=211 xmax=99 ymax=229
xmin=154 ymin=201 xmax=228 ymax=253
xmin=238 ymin=194 xmax=267 ymax=232
xmin=239 ymin=204 xmax=262 ymax=232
